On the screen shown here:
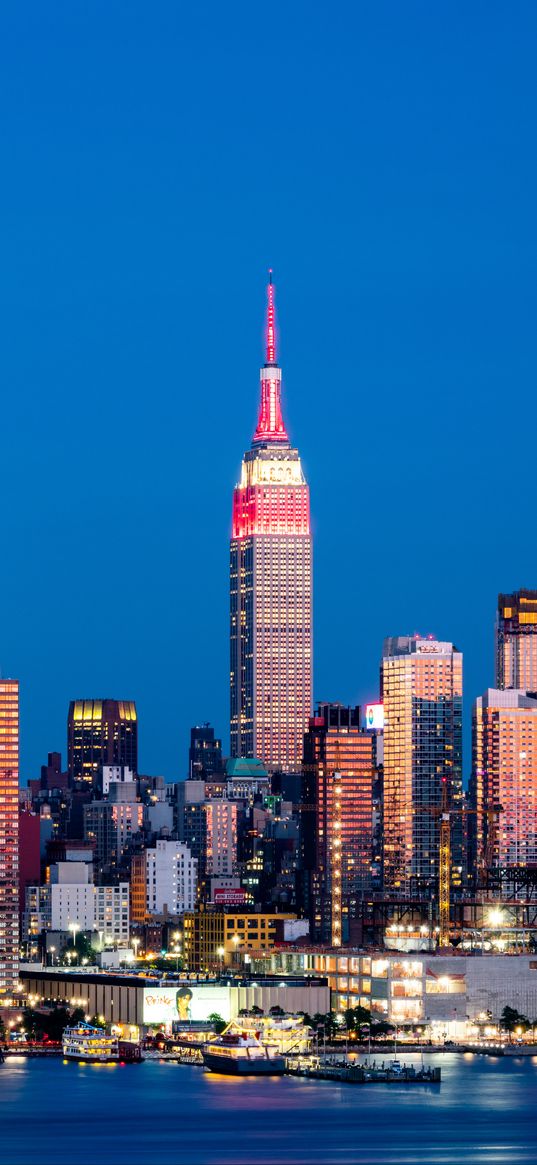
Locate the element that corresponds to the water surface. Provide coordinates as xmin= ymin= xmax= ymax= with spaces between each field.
xmin=1 ymin=1053 xmax=536 ymax=1164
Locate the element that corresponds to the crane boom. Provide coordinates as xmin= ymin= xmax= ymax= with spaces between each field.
xmin=331 ymin=742 xmax=342 ymax=947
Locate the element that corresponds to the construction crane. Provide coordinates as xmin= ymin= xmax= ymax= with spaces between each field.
xmin=331 ymin=742 xmax=343 ymax=947
xmin=438 ymin=780 xmax=451 ymax=947
xmin=416 ymin=789 xmax=502 ymax=947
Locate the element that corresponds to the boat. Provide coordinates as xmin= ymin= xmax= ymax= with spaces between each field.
xmin=202 ymin=1032 xmax=286 ymax=1076
xmin=62 ymin=1023 xmax=142 ymax=1064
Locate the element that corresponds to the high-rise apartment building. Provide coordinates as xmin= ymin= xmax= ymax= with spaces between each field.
xmin=382 ymin=637 xmax=464 ymax=894
xmin=471 ymin=689 xmax=537 ymax=871
xmin=145 ymin=840 xmax=197 ymax=916
xmin=496 ymin=590 xmax=537 ymax=691
xmin=0 ymin=680 xmax=19 ymax=995
xmin=301 ymin=704 xmax=374 ymax=944
xmin=67 ymin=699 xmax=138 ymax=790
xmin=230 ymin=275 xmax=312 ymax=771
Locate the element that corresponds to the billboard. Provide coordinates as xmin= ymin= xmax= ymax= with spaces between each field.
xmin=365 ymin=703 xmax=384 ymax=731
xmin=213 ymin=888 xmax=247 ymax=906
xmin=143 ymin=985 xmax=232 ymax=1025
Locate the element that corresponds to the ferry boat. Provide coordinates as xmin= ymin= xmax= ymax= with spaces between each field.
xmin=62 ymin=1023 xmax=142 ymax=1064
xmin=202 ymin=1032 xmax=286 ymax=1076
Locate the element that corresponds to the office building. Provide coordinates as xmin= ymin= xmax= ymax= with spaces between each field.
xmin=145 ymin=840 xmax=197 ymax=916
xmin=301 ymin=704 xmax=374 ymax=944
xmin=183 ymin=909 xmax=297 ymax=971
xmin=83 ymin=791 xmax=143 ymax=881
xmin=0 ymin=679 xmax=19 ymax=994
xmin=67 ymin=699 xmax=138 ymax=790
xmin=204 ymin=801 xmax=238 ymax=878
xmin=188 ymin=724 xmax=223 ymax=779
xmin=496 ymin=589 xmax=537 ymax=691
xmin=230 ymin=274 xmax=312 ymax=771
xmin=472 ymin=689 xmax=537 ymax=871
xmin=224 ymin=756 xmax=271 ymax=802
xmin=382 ymin=637 xmax=464 ymax=894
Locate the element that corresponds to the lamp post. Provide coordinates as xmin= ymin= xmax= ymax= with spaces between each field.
xmin=217 ymin=946 xmax=225 ymax=972
xmin=132 ymin=937 xmax=140 ymax=962
xmin=49 ymin=946 xmax=56 ymax=967
xmin=69 ymin=922 xmax=80 ymax=949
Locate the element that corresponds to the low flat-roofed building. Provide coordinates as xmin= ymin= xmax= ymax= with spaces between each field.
xmin=20 ymin=969 xmax=329 ymax=1032
xmin=249 ymin=947 xmax=537 ymax=1040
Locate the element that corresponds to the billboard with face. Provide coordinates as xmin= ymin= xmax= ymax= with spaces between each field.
xmin=143 ymin=984 xmax=232 ymax=1025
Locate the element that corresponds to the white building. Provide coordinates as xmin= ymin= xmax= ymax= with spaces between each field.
xmin=23 ymin=862 xmax=130 ymax=947
xmin=49 ymin=861 xmax=95 ymax=932
xmin=95 ymin=884 xmax=130 ymax=945
xmin=145 ymin=840 xmax=197 ymax=916
xmin=102 ymin=765 xmax=136 ymax=796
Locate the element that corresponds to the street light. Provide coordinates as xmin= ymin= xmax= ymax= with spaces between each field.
xmin=132 ymin=937 xmax=140 ymax=961
xmin=49 ymin=946 xmax=56 ymax=967
xmin=217 ymin=946 xmax=225 ymax=971
xmin=69 ymin=923 xmax=80 ymax=948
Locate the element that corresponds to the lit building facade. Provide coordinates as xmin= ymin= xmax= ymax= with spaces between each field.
xmin=183 ymin=909 xmax=296 ymax=971
xmin=301 ymin=704 xmax=374 ymax=944
xmin=496 ymin=589 xmax=537 ymax=691
xmin=67 ymin=699 xmax=138 ymax=790
xmin=0 ymin=680 xmax=19 ymax=994
xmin=83 ymin=795 xmax=143 ymax=881
xmin=382 ymin=638 xmax=464 ymax=894
xmin=204 ymin=801 xmax=238 ymax=878
xmin=230 ymin=275 xmax=312 ymax=771
xmin=472 ymin=689 xmax=537 ymax=871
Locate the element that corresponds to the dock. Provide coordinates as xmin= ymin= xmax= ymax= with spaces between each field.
xmin=285 ymin=1057 xmax=441 ymax=1084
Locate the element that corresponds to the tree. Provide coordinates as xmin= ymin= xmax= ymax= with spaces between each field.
xmin=22 ymin=1007 xmax=43 ymax=1041
xmin=500 ymin=1006 xmax=529 ymax=1038
xmin=88 ymin=1014 xmax=106 ymax=1029
xmin=207 ymin=1013 xmax=226 ymax=1034
xmin=344 ymin=1005 xmax=372 ymax=1035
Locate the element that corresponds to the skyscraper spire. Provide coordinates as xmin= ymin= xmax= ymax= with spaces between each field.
xmin=266 ymin=269 xmax=276 ymax=365
xmin=253 ymin=271 xmax=289 ymax=445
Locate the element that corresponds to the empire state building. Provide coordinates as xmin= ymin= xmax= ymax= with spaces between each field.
xmin=230 ymin=274 xmax=313 ymax=772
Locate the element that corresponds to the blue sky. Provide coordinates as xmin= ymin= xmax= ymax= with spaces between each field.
xmin=1 ymin=2 xmax=536 ymax=781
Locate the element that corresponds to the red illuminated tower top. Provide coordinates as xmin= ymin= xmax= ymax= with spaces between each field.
xmin=252 ymin=271 xmax=289 ymax=446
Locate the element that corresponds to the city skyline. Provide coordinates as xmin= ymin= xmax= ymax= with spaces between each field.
xmin=1 ymin=6 xmax=536 ymax=782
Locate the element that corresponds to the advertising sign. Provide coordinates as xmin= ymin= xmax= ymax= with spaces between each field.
xmin=213 ymin=888 xmax=247 ymax=906
xmin=143 ymin=984 xmax=232 ymax=1025
xmin=365 ymin=703 xmax=384 ymax=731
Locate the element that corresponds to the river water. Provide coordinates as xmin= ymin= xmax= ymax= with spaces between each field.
xmin=1 ymin=1053 xmax=536 ymax=1164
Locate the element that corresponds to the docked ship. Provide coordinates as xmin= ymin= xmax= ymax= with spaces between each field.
xmin=62 ymin=1023 xmax=142 ymax=1064
xmin=202 ymin=1032 xmax=286 ymax=1076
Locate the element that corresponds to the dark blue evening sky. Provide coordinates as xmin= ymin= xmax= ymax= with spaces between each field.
xmin=1 ymin=2 xmax=536 ymax=783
